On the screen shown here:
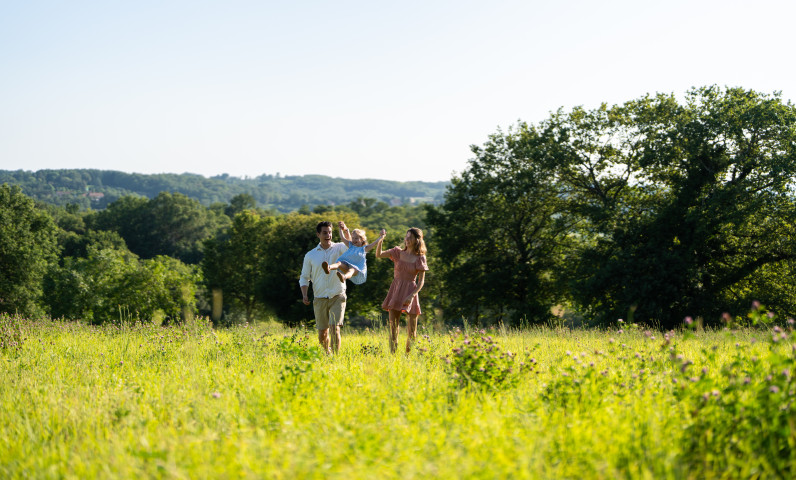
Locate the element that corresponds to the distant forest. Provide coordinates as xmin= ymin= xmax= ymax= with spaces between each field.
xmin=0 ymin=169 xmax=448 ymax=212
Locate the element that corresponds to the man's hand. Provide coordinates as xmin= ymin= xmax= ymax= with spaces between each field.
xmin=302 ymin=295 xmax=310 ymax=305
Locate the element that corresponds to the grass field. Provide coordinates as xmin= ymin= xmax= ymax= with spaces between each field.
xmin=1 ymin=314 xmax=794 ymax=479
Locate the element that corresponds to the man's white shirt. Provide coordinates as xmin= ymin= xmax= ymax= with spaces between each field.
xmin=299 ymin=242 xmax=349 ymax=298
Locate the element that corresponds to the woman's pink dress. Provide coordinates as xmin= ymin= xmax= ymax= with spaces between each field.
xmin=381 ymin=247 xmax=429 ymax=315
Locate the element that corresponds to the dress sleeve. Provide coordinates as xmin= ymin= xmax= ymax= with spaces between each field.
xmin=389 ymin=247 xmax=400 ymax=262
xmin=416 ymin=255 xmax=429 ymax=272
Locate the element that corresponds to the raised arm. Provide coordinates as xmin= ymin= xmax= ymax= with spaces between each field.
xmin=338 ymin=221 xmax=352 ymax=246
xmin=374 ymin=229 xmax=391 ymax=258
xmin=364 ymin=229 xmax=387 ymax=253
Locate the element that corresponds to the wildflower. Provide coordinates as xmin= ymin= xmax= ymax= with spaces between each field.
xmin=684 ymin=316 xmax=693 ymax=325
xmin=618 ymin=319 xmax=624 ymax=323
xmin=743 ymin=377 xmax=751 ymax=384
xmin=770 ymin=386 xmax=780 ymax=394
xmin=211 ymin=392 xmax=221 ymax=398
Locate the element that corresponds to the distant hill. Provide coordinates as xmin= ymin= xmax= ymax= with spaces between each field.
xmin=0 ymin=169 xmax=449 ymax=212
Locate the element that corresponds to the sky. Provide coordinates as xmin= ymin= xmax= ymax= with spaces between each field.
xmin=1 ymin=0 xmax=794 ymax=183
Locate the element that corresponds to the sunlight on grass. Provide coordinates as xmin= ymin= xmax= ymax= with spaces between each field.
xmin=1 ymin=315 xmax=794 ymax=479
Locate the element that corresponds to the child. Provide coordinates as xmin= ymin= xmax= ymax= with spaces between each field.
xmin=323 ymin=221 xmax=386 ymax=284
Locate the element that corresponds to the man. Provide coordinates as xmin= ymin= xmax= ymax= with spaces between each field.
xmin=299 ymin=221 xmax=348 ymax=354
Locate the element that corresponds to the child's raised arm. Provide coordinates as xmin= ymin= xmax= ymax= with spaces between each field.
xmin=338 ymin=221 xmax=352 ymax=246
xmin=365 ymin=229 xmax=387 ymax=253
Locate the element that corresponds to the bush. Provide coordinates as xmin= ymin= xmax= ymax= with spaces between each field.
xmin=444 ymin=329 xmax=533 ymax=391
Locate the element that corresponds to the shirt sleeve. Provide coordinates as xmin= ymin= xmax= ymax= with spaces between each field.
xmin=299 ymin=253 xmax=312 ymax=287
xmin=417 ymin=255 xmax=429 ymax=272
xmin=389 ymin=247 xmax=400 ymax=262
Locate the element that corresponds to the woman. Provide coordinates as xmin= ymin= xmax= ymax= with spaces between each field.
xmin=375 ymin=228 xmax=428 ymax=354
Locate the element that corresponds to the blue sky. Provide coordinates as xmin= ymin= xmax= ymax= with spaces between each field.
xmin=1 ymin=0 xmax=794 ymax=182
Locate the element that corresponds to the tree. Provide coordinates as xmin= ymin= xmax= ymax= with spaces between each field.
xmin=45 ymin=243 xmax=197 ymax=324
xmin=0 ymin=185 xmax=59 ymax=316
xmin=92 ymin=192 xmax=229 ymax=264
xmin=202 ymin=210 xmax=274 ymax=324
xmin=426 ymin=127 xmax=571 ymax=325
xmin=543 ymin=86 xmax=796 ymax=326
xmin=225 ymin=193 xmax=257 ymax=217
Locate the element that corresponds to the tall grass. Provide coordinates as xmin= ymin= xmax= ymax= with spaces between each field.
xmin=1 ymin=313 xmax=793 ymax=479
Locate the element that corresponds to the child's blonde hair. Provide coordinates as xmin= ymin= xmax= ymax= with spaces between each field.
xmin=352 ymin=228 xmax=367 ymax=244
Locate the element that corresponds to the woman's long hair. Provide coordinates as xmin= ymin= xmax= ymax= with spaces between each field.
xmin=403 ymin=227 xmax=427 ymax=256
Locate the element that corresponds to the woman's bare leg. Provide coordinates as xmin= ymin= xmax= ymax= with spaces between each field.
xmin=405 ymin=314 xmax=418 ymax=353
xmin=388 ymin=310 xmax=401 ymax=354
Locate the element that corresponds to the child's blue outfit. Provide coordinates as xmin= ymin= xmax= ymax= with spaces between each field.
xmin=337 ymin=244 xmax=367 ymax=285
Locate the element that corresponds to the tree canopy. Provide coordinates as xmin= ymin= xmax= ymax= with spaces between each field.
xmin=0 ymin=184 xmax=60 ymax=317
xmin=428 ymin=86 xmax=796 ymax=328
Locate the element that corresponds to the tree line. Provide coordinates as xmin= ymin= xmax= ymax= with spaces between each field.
xmin=0 ymin=169 xmax=447 ymax=212
xmin=0 ymin=186 xmax=429 ymax=327
xmin=2 ymin=86 xmax=795 ymax=329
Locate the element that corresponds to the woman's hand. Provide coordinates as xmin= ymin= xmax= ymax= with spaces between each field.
xmin=403 ymin=293 xmax=415 ymax=305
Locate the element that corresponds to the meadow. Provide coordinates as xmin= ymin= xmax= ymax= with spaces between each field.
xmin=1 ymin=314 xmax=794 ymax=479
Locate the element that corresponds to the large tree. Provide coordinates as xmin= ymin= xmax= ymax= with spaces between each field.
xmin=426 ymin=127 xmax=572 ymax=325
xmin=0 ymin=185 xmax=59 ymax=316
xmin=202 ymin=210 xmax=274 ymax=324
xmin=543 ymin=86 xmax=796 ymax=326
